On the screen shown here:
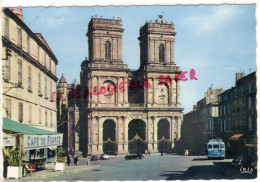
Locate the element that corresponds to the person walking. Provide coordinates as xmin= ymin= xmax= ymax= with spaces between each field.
xmin=74 ymin=155 xmax=78 ymax=166
xmin=67 ymin=154 xmax=71 ymax=166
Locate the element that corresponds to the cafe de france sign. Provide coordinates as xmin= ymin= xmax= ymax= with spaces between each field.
xmin=23 ymin=134 xmax=63 ymax=150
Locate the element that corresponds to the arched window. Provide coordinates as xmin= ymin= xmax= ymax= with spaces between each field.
xmin=159 ymin=44 xmax=165 ymax=63
xmin=105 ymin=41 xmax=111 ymax=61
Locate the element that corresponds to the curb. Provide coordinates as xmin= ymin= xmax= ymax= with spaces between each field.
xmin=7 ymin=165 xmax=100 ymax=181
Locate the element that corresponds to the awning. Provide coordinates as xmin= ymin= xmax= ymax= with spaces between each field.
xmin=3 ymin=118 xmax=63 ymax=150
xmin=3 ymin=117 xmax=57 ymax=135
xmin=229 ymin=134 xmax=244 ymax=140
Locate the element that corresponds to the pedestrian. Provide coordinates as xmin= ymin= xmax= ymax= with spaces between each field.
xmin=87 ymin=156 xmax=91 ymax=166
xmin=148 ymin=149 xmax=150 ymax=155
xmin=186 ymin=149 xmax=189 ymax=156
xmin=74 ymin=155 xmax=78 ymax=166
xmin=67 ymin=154 xmax=71 ymax=166
xmin=161 ymin=152 xmax=163 ymax=156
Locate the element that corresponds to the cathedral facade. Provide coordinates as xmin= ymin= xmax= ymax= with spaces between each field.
xmin=78 ymin=17 xmax=183 ymax=155
xmin=58 ymin=16 xmax=183 ymax=155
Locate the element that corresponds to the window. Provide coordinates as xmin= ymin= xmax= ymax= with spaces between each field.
xmin=105 ymin=41 xmax=111 ymax=60
xmin=28 ymin=105 xmax=32 ymax=123
xmin=50 ymin=112 xmax=53 ymax=127
xmin=27 ymin=37 xmax=31 ymax=54
xmin=248 ymin=116 xmax=252 ymax=131
xmin=28 ymin=67 xmax=32 ymax=91
xmin=49 ymin=58 xmax=52 ymax=71
xmin=38 ymin=73 xmax=42 ymax=95
xmin=6 ymin=99 xmax=11 ymax=119
xmin=4 ymin=57 xmax=10 ymax=81
xmin=17 ymin=27 xmax=22 ymax=46
xmin=248 ymin=97 xmax=252 ymax=109
xmin=248 ymin=82 xmax=252 ymax=94
xmin=37 ymin=46 xmax=40 ymax=61
xmin=213 ymin=144 xmax=219 ymax=149
xmin=18 ymin=103 xmax=23 ymax=122
xmin=44 ymin=77 xmax=47 ymax=98
xmin=45 ymin=111 xmax=48 ymax=126
xmin=4 ymin=17 xmax=9 ymax=38
xmin=18 ymin=59 xmax=22 ymax=84
xmin=208 ymin=144 xmax=212 ymax=149
xmin=44 ymin=53 xmax=47 ymax=66
xmin=159 ymin=44 xmax=165 ymax=63
xmin=50 ymin=81 xmax=52 ymax=98
xmin=220 ymin=144 xmax=224 ymax=148
xmin=39 ymin=108 xmax=42 ymax=124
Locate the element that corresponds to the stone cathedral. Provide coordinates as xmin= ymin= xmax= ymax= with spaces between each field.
xmin=58 ymin=16 xmax=183 ymax=156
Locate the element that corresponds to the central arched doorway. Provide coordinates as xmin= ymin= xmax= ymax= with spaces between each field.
xmin=103 ymin=119 xmax=116 ymax=155
xmin=128 ymin=119 xmax=146 ymax=154
xmin=157 ymin=119 xmax=171 ymax=153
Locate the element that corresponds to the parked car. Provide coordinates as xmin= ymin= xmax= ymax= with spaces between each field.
xmin=91 ymin=155 xmax=99 ymax=161
xmin=125 ymin=153 xmax=144 ymax=160
xmin=100 ymin=154 xmax=110 ymax=160
xmin=231 ymin=154 xmax=256 ymax=169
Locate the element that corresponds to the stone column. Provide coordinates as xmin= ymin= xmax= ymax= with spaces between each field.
xmin=112 ymin=38 xmax=117 ymax=61
xmin=170 ymin=117 xmax=174 ymax=148
xmin=118 ymin=38 xmax=122 ymax=61
xmin=166 ymin=41 xmax=170 ymax=64
xmin=88 ymin=116 xmax=91 ymax=154
xmin=154 ymin=41 xmax=159 ymax=63
xmin=153 ymin=78 xmax=155 ymax=105
xmin=147 ymin=117 xmax=153 ymax=151
xmin=100 ymin=37 xmax=104 ymax=60
xmin=98 ymin=117 xmax=103 ymax=154
xmin=124 ymin=77 xmax=128 ymax=104
xmin=170 ymin=40 xmax=175 ymax=63
xmin=94 ymin=37 xmax=99 ymax=60
xmin=153 ymin=117 xmax=158 ymax=152
xmin=116 ymin=77 xmax=119 ymax=104
xmin=124 ymin=118 xmax=129 ymax=153
xmin=97 ymin=77 xmax=100 ymax=104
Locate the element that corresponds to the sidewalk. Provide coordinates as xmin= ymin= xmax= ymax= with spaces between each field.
xmin=5 ymin=159 xmax=100 ymax=181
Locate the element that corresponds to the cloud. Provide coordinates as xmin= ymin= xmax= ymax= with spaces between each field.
xmin=183 ymin=6 xmax=239 ymax=35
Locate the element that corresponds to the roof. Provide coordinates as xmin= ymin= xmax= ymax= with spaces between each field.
xmin=3 ymin=118 xmax=58 ymax=135
xmin=229 ymin=134 xmax=244 ymax=140
xmin=3 ymin=8 xmax=58 ymax=64
xmin=59 ymin=74 xmax=67 ymax=83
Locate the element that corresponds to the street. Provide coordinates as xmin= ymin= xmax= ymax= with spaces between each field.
xmin=46 ymin=154 xmax=253 ymax=181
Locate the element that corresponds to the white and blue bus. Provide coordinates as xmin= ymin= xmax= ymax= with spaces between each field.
xmin=207 ymin=139 xmax=225 ymax=159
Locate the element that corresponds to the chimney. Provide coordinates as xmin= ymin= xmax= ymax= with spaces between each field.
xmin=11 ymin=8 xmax=23 ymax=21
xmin=235 ymin=72 xmax=245 ymax=86
xmin=193 ymin=105 xmax=197 ymax=111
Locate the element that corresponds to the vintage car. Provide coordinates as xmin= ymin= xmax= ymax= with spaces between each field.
xmin=125 ymin=153 xmax=144 ymax=160
xmin=100 ymin=154 xmax=110 ymax=160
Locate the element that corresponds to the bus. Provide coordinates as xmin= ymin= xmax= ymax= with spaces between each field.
xmin=207 ymin=139 xmax=225 ymax=159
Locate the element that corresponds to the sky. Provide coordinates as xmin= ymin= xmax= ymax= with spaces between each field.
xmin=21 ymin=5 xmax=256 ymax=113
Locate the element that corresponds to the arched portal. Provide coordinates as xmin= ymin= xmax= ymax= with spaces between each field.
xmin=157 ymin=119 xmax=171 ymax=153
xmin=128 ymin=119 xmax=146 ymax=154
xmin=103 ymin=119 xmax=116 ymax=155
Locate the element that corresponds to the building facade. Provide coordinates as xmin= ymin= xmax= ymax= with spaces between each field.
xmin=217 ymin=72 xmax=257 ymax=155
xmin=2 ymin=8 xmax=58 ymax=131
xmin=75 ymin=17 xmax=183 ymax=155
xmin=2 ymin=8 xmax=61 ymax=170
xmin=182 ymin=88 xmax=225 ymax=154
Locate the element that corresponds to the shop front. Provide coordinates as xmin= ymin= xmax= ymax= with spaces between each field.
xmin=3 ymin=117 xmax=63 ymax=177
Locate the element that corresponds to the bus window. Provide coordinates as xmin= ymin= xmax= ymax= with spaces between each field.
xmin=208 ymin=144 xmax=212 ymax=149
xmin=220 ymin=144 xmax=224 ymax=148
xmin=213 ymin=144 xmax=219 ymax=149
